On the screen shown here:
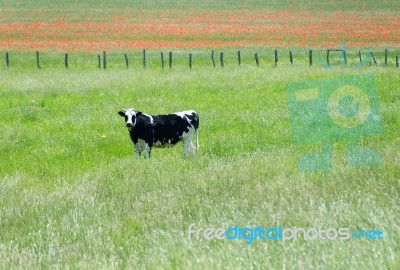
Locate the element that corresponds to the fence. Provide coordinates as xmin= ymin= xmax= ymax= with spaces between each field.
xmin=3 ymin=49 xmax=400 ymax=69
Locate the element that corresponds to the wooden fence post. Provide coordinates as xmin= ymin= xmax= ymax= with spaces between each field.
xmin=169 ymin=52 xmax=172 ymax=69
xmin=309 ymin=50 xmax=313 ymax=67
xmin=326 ymin=50 xmax=330 ymax=66
xmin=359 ymin=51 xmax=362 ymax=63
xmin=143 ymin=49 xmax=146 ymax=68
xmin=189 ymin=53 xmax=192 ymax=69
xmin=396 ymin=56 xmax=399 ymax=68
xmin=274 ymin=49 xmax=278 ymax=66
xmin=98 ymin=54 xmax=101 ymax=69
xmin=103 ymin=51 xmax=107 ymax=69
xmin=161 ymin=52 xmax=164 ymax=69
xmin=385 ymin=49 xmax=388 ymax=67
xmin=370 ymin=52 xmax=378 ymax=66
xmin=64 ymin=53 xmax=68 ymax=68
xmin=255 ymin=53 xmax=259 ymax=67
xmin=36 ymin=51 xmax=41 ymax=69
xmin=220 ymin=52 xmax=224 ymax=67
xmin=289 ymin=50 xmax=293 ymax=64
xmin=124 ymin=54 xmax=129 ymax=69
xmin=6 ymin=52 xmax=9 ymax=68
xmin=238 ymin=50 xmax=241 ymax=66
xmin=343 ymin=50 xmax=347 ymax=66
xmin=211 ymin=50 xmax=215 ymax=68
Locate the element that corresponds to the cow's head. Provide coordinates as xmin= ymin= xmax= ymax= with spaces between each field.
xmin=118 ymin=108 xmax=142 ymax=129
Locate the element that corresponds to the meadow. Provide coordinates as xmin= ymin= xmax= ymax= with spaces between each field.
xmin=1 ymin=0 xmax=400 ymax=269
xmin=1 ymin=0 xmax=399 ymax=50
xmin=1 ymin=50 xmax=399 ymax=269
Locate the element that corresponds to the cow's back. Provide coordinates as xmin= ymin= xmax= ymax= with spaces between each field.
xmin=152 ymin=111 xmax=198 ymax=147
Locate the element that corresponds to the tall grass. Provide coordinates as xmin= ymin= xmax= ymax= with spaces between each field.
xmin=0 ymin=55 xmax=399 ymax=269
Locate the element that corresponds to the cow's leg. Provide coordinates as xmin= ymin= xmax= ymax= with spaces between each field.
xmin=143 ymin=143 xmax=152 ymax=159
xmin=183 ymin=140 xmax=195 ymax=157
xmin=135 ymin=150 xmax=141 ymax=160
xmin=190 ymin=142 xmax=195 ymax=154
xmin=133 ymin=143 xmax=142 ymax=160
xmin=191 ymin=142 xmax=196 ymax=155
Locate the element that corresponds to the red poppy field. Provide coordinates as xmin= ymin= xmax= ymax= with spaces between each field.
xmin=1 ymin=8 xmax=399 ymax=51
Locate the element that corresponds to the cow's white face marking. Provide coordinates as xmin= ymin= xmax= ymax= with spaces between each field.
xmin=122 ymin=108 xmax=138 ymax=130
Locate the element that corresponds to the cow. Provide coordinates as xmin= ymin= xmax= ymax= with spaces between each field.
xmin=118 ymin=108 xmax=199 ymax=160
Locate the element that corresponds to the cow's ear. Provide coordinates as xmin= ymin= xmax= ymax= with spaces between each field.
xmin=136 ymin=111 xmax=143 ymax=117
xmin=118 ymin=111 xmax=125 ymax=117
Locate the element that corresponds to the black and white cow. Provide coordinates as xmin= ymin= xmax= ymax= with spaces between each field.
xmin=118 ymin=108 xmax=199 ymax=159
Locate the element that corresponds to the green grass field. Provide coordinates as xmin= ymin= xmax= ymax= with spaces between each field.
xmin=1 ymin=0 xmax=400 ymax=269
xmin=1 ymin=50 xmax=399 ymax=269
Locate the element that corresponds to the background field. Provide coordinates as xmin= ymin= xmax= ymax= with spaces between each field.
xmin=0 ymin=0 xmax=399 ymax=269
xmin=1 ymin=0 xmax=399 ymax=50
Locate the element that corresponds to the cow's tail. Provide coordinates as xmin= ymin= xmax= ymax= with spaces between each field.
xmin=195 ymin=127 xmax=199 ymax=150
xmin=194 ymin=111 xmax=199 ymax=150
